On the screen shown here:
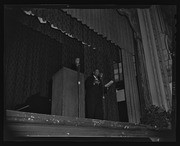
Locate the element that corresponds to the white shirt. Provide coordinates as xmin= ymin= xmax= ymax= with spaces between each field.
xmin=93 ymin=75 xmax=99 ymax=81
xmin=93 ymin=75 xmax=100 ymax=85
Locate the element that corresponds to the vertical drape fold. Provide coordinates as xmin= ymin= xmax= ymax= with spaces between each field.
xmin=122 ymin=49 xmax=141 ymax=123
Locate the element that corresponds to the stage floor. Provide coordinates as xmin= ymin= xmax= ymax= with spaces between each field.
xmin=4 ymin=110 xmax=173 ymax=141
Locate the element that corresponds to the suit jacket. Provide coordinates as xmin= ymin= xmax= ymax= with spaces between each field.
xmin=85 ymin=75 xmax=107 ymax=104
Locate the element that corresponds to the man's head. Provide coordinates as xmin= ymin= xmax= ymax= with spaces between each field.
xmin=93 ymin=69 xmax=100 ymax=77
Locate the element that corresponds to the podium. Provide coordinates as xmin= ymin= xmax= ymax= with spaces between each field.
xmin=51 ymin=67 xmax=85 ymax=118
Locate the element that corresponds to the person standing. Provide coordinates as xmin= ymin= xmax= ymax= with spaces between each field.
xmin=85 ymin=69 xmax=114 ymax=120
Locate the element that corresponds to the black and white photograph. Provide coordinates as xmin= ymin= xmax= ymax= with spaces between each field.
xmin=4 ymin=4 xmax=176 ymax=142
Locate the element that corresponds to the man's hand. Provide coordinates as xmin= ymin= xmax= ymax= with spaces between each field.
xmin=93 ymin=80 xmax=100 ymax=85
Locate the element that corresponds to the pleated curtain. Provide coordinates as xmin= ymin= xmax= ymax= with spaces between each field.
xmin=122 ymin=49 xmax=141 ymax=123
xmin=62 ymin=9 xmax=135 ymax=54
xmin=4 ymin=20 xmax=62 ymax=109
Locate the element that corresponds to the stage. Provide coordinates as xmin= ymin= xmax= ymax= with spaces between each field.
xmin=4 ymin=110 xmax=173 ymax=141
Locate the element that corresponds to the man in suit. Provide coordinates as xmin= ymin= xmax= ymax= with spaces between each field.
xmin=85 ymin=69 xmax=107 ymax=120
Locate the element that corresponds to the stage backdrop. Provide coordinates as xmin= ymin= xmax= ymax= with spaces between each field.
xmin=4 ymin=9 xmax=84 ymax=110
xmin=4 ymin=8 xmax=121 ymax=121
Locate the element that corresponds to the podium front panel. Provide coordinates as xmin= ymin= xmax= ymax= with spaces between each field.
xmin=51 ymin=67 xmax=85 ymax=118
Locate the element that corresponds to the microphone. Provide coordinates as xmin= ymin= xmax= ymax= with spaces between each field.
xmin=75 ymin=58 xmax=80 ymax=67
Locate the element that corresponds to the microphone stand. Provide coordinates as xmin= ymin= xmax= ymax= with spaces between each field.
xmin=100 ymin=74 xmax=106 ymax=120
xmin=75 ymin=58 xmax=80 ymax=118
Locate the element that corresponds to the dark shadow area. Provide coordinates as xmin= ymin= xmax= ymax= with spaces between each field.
xmin=118 ymin=101 xmax=128 ymax=122
xmin=14 ymin=92 xmax=51 ymax=114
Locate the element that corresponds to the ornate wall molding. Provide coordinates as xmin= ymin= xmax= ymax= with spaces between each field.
xmin=149 ymin=6 xmax=172 ymax=109
xmin=137 ymin=8 xmax=170 ymax=111
xmin=138 ymin=6 xmax=175 ymax=110
xmin=117 ymin=9 xmax=142 ymax=40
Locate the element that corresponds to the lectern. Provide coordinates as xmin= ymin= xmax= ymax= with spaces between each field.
xmin=51 ymin=67 xmax=85 ymax=118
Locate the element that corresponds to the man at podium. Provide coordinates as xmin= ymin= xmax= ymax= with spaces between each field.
xmin=85 ymin=69 xmax=113 ymax=120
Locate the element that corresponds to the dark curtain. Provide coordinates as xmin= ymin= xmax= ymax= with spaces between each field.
xmin=61 ymin=35 xmax=84 ymax=73
xmin=5 ymin=8 xmax=120 ymax=121
xmin=83 ymin=25 xmax=120 ymax=121
xmin=19 ymin=9 xmax=85 ymax=73
xmin=4 ymin=9 xmax=84 ymax=110
xmin=4 ymin=12 xmax=62 ymax=109
xmin=95 ymin=38 xmax=120 ymax=121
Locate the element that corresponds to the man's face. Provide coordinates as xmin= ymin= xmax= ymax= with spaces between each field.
xmin=94 ymin=69 xmax=100 ymax=77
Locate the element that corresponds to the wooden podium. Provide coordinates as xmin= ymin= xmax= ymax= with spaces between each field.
xmin=51 ymin=67 xmax=85 ymax=118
